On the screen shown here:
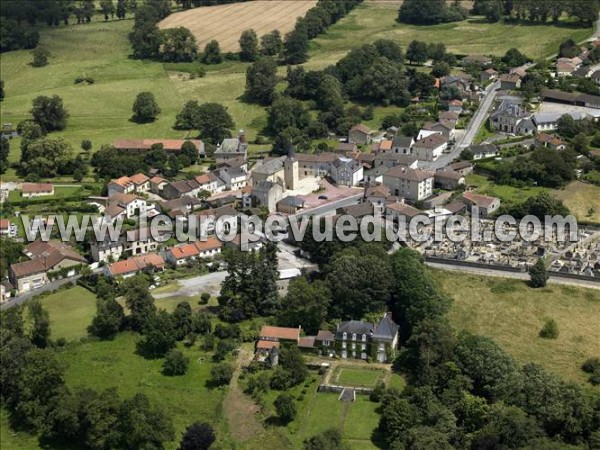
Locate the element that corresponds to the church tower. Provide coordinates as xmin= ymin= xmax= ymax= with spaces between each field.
xmin=283 ymin=144 xmax=299 ymax=191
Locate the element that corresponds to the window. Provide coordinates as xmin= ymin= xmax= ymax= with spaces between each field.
xmin=352 ymin=333 xmax=356 ymax=341
xmin=342 ymin=342 xmax=346 ymax=349
xmin=361 ymin=334 xmax=366 ymax=342
xmin=342 ymin=332 xmax=347 ymax=340
xmin=361 ymin=344 xmax=366 ymax=351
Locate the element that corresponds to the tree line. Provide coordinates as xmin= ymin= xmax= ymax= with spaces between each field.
xmin=1 ymin=0 xmax=141 ymax=52
xmin=0 ymin=294 xmax=177 ymax=450
xmin=472 ymin=0 xmax=600 ymax=25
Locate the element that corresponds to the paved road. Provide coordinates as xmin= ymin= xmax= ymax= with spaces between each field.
xmin=427 ymin=262 xmax=600 ymax=290
xmin=0 ymin=275 xmax=81 ymax=310
xmin=421 ymin=80 xmax=501 ymax=171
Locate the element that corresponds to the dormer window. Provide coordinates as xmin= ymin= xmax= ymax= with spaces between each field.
xmin=352 ymin=333 xmax=356 ymax=341
xmin=342 ymin=332 xmax=347 ymax=340
xmin=362 ymin=334 xmax=366 ymax=341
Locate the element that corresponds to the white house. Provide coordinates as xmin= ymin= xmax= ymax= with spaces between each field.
xmin=382 ymin=167 xmax=434 ymax=202
xmin=413 ymin=134 xmax=448 ymax=162
xmin=330 ymin=157 xmax=363 ymax=187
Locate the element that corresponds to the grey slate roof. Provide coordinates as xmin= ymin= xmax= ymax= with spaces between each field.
xmin=373 ymin=313 xmax=399 ymax=341
xmin=336 ymin=320 xmax=373 ymax=337
xmin=391 ymin=136 xmax=414 ymax=148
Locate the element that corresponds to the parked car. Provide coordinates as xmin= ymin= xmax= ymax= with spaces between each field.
xmin=318 ymin=195 xmax=328 ymax=200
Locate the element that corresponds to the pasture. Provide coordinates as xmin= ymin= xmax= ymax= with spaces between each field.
xmin=159 ymin=0 xmax=317 ymax=52
xmin=305 ymin=1 xmax=592 ymax=70
xmin=436 ymin=269 xmax=600 ymax=385
xmin=553 ymin=181 xmax=600 ymax=225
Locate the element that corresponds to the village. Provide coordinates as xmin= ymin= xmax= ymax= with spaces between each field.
xmin=3 ymin=40 xmax=600 ymax=305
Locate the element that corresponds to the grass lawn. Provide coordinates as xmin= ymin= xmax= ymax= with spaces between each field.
xmin=553 ymin=181 xmax=600 ymax=225
xmin=38 ymin=285 xmax=98 ymax=342
xmin=435 ymin=269 xmax=600 ymax=385
xmin=335 ymin=367 xmax=385 ymax=387
xmin=467 ymin=172 xmax=549 ymax=206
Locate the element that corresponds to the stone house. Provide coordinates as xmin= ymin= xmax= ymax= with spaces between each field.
xmin=382 ymin=167 xmax=434 ymax=202
xmin=348 ymin=124 xmax=372 ymax=145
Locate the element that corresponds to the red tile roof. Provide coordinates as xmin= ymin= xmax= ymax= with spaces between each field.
xmin=22 ymin=183 xmax=53 ymax=194
xmin=259 ymin=325 xmax=300 ymax=341
xmin=107 ymin=253 xmax=165 ymax=276
xmin=256 ymin=340 xmax=280 ymax=350
xmin=0 ymin=219 xmax=10 ymax=230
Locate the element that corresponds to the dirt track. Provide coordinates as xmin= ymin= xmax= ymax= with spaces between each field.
xmin=159 ymin=1 xmax=317 ymax=52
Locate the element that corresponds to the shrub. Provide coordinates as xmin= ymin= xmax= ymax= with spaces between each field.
xmin=210 ymin=362 xmax=234 ymax=386
xmin=162 ymin=349 xmax=190 ymax=376
xmin=539 ymin=319 xmax=559 ymax=339
xmin=200 ymin=292 xmax=210 ymax=304
xmin=581 ymin=357 xmax=600 ymax=373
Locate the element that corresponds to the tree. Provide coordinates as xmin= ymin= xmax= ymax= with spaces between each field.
xmin=0 ymin=137 xmax=9 ymax=174
xmin=390 ymin=248 xmax=452 ymax=338
xmin=30 ymin=95 xmax=69 ymax=132
xmin=202 ymin=40 xmax=222 ymax=64
xmin=278 ymin=277 xmax=330 ymax=335
xmin=459 ymin=148 xmax=474 ymax=161
xmin=20 ymin=137 xmax=72 ymax=178
xmin=572 ymin=133 xmax=589 ymax=153
xmin=31 ymin=46 xmax=50 ymax=67
xmin=132 ymin=92 xmax=161 ymax=123
xmin=179 ymin=422 xmax=216 ymax=450
xmin=160 ymin=27 xmax=198 ymax=62
xmin=245 ymin=57 xmax=278 ymax=105
xmin=130 ymin=22 xmax=162 ymax=59
xmin=266 ymin=96 xmax=311 ymax=135
xmin=0 ymin=80 xmax=4 ymax=101
xmin=406 ymin=40 xmax=428 ymax=65
xmin=278 ymin=344 xmax=308 ymax=387
xmin=123 ymin=274 xmax=156 ymax=332
xmin=374 ymin=39 xmax=404 ymax=62
xmin=100 ymin=0 xmax=116 ymax=20
xmin=10 ymin=348 xmax=65 ymax=430
xmin=162 ymin=349 xmax=190 ymax=376
xmin=471 ymin=403 xmax=542 ymax=449
xmin=432 ymin=61 xmax=451 ymax=77
xmin=239 ymin=29 xmax=259 ymax=62
xmin=118 ymin=393 xmax=175 ymax=449
xmin=502 ymin=47 xmax=528 ymax=67
xmin=558 ymin=38 xmax=579 ymax=58
xmin=529 ymin=258 xmax=549 ymax=288
xmin=327 ymin=245 xmax=393 ymax=319
xmin=398 ymin=0 xmax=465 ymax=25
xmin=260 ymin=30 xmax=282 ymax=56
xmin=137 ymin=310 xmax=176 ymax=358
xmin=539 ymin=319 xmax=559 ymax=339
xmin=172 ymin=301 xmax=193 ymax=340
xmin=453 ymin=333 xmax=519 ymax=399
xmin=210 ymin=362 xmax=234 ymax=386
xmin=356 ymin=57 xmax=410 ymax=106
xmin=28 ymin=299 xmax=51 ymax=348
xmin=304 ymin=429 xmax=348 ymax=450
xmin=88 ymin=297 xmax=125 ymax=340
xmin=81 ymin=139 xmax=92 ymax=151
xmin=196 ymin=102 xmax=234 ymax=143
xmin=274 ymin=393 xmax=296 ymax=423
xmin=283 ymin=29 xmax=309 ymax=65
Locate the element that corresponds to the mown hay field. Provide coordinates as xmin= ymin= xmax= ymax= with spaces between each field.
xmin=159 ymin=0 xmax=317 ymax=52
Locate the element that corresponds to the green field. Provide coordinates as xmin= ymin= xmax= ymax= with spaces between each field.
xmin=305 ymin=1 xmax=593 ymax=70
xmin=335 ymin=367 xmax=385 ymax=387
xmin=436 ymin=269 xmax=600 ymax=385
xmin=39 ymin=285 xmax=97 ymax=341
